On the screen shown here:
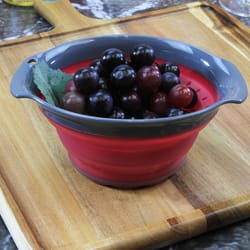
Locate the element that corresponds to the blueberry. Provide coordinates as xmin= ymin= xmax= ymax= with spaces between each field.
xmin=111 ymin=64 xmax=136 ymax=90
xmin=160 ymin=72 xmax=180 ymax=93
xmin=89 ymin=59 xmax=106 ymax=77
xmin=110 ymin=107 xmax=126 ymax=119
xmin=130 ymin=44 xmax=155 ymax=69
xmin=98 ymin=77 xmax=109 ymax=90
xmin=159 ymin=62 xmax=180 ymax=76
xmin=100 ymin=48 xmax=125 ymax=74
xmin=87 ymin=89 xmax=113 ymax=117
xmin=166 ymin=107 xmax=187 ymax=117
xmin=73 ymin=67 xmax=99 ymax=94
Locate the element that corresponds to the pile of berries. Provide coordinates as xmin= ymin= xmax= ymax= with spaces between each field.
xmin=60 ymin=44 xmax=197 ymax=119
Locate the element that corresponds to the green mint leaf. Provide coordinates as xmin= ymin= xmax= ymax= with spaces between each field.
xmin=33 ymin=60 xmax=58 ymax=105
xmin=32 ymin=60 xmax=73 ymax=106
xmin=48 ymin=68 xmax=73 ymax=100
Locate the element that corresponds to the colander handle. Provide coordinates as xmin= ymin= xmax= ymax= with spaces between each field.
xmin=219 ymin=59 xmax=248 ymax=105
xmin=10 ymin=57 xmax=39 ymax=100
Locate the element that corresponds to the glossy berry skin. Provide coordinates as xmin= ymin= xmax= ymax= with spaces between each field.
xmin=98 ymin=77 xmax=109 ymax=90
xmin=110 ymin=107 xmax=126 ymax=119
xmin=121 ymin=91 xmax=142 ymax=115
xmin=168 ymin=85 xmax=195 ymax=108
xmin=61 ymin=92 xmax=86 ymax=114
xmin=187 ymin=87 xmax=198 ymax=108
xmin=130 ymin=44 xmax=155 ymax=69
xmin=159 ymin=62 xmax=180 ymax=76
xmin=58 ymin=45 xmax=199 ymax=120
xmin=89 ymin=59 xmax=105 ymax=77
xmin=166 ymin=108 xmax=187 ymax=117
xmin=100 ymin=48 xmax=125 ymax=74
xmin=160 ymin=72 xmax=180 ymax=93
xmin=87 ymin=90 xmax=113 ymax=117
xmin=137 ymin=64 xmax=161 ymax=93
xmin=73 ymin=67 xmax=99 ymax=94
xmin=150 ymin=92 xmax=169 ymax=116
xmin=111 ymin=64 xmax=136 ymax=90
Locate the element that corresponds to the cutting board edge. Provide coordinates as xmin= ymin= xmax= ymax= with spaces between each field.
xmin=1 ymin=170 xmax=249 ymax=250
xmin=0 ymin=175 xmax=42 ymax=250
xmin=82 ymin=197 xmax=250 ymax=250
xmin=1 ymin=2 xmax=250 ymax=249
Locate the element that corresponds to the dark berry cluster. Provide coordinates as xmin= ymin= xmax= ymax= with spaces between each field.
xmin=60 ymin=44 xmax=197 ymax=119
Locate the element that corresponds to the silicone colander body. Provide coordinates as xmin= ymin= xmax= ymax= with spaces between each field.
xmin=44 ymin=53 xmax=218 ymax=188
xmin=48 ymin=117 xmax=210 ymax=188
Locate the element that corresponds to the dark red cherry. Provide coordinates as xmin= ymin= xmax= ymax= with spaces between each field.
xmin=137 ymin=64 xmax=161 ymax=93
xmin=60 ymin=92 xmax=86 ymax=114
xmin=168 ymin=85 xmax=194 ymax=108
xmin=150 ymin=92 xmax=169 ymax=116
xmin=186 ymin=87 xmax=198 ymax=108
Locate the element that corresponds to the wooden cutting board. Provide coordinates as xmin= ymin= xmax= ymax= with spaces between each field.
xmin=0 ymin=1 xmax=249 ymax=249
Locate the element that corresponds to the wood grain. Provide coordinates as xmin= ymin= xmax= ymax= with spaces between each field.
xmin=0 ymin=2 xmax=249 ymax=249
